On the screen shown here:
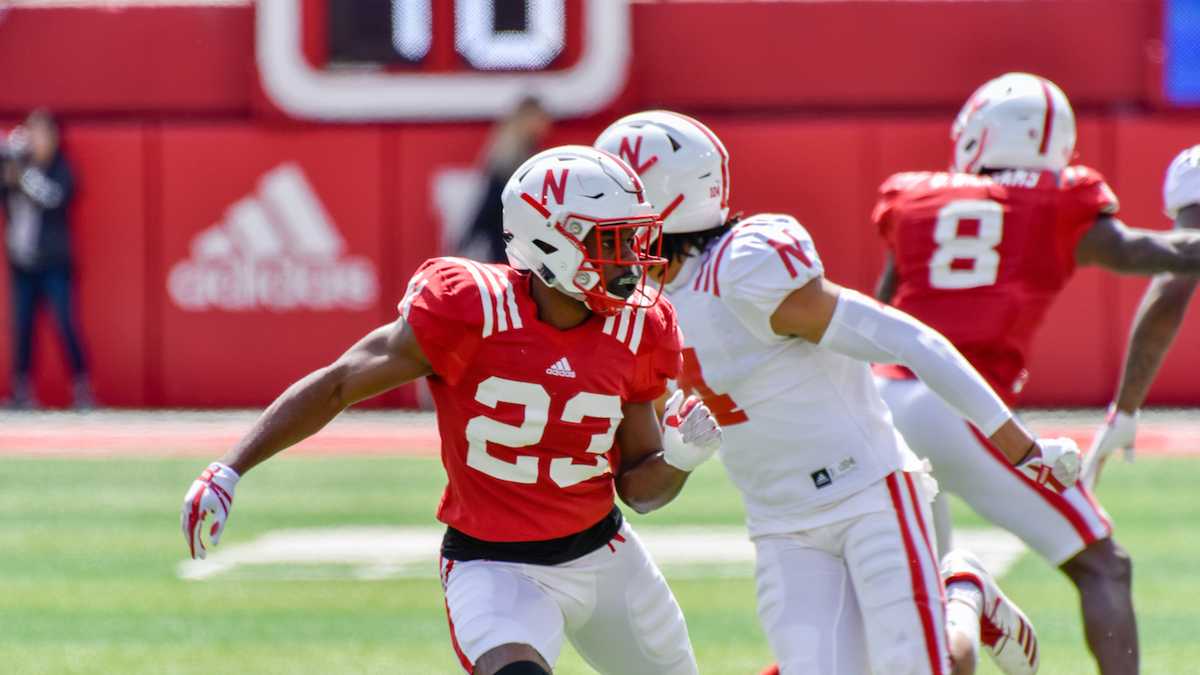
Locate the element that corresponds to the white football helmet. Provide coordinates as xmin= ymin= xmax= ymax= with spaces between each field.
xmin=951 ymin=72 xmax=1076 ymax=174
xmin=594 ymin=110 xmax=729 ymax=234
xmin=1164 ymin=144 xmax=1200 ymax=218
xmin=501 ymin=145 xmax=665 ymax=315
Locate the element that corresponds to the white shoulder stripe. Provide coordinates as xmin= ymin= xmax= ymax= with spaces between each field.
xmin=629 ymin=308 xmax=647 ymax=353
xmin=398 ymin=271 xmax=429 ymax=320
xmin=615 ymin=307 xmax=633 ymax=342
xmin=503 ymin=278 xmax=523 ymax=329
xmin=453 ymin=259 xmax=495 ymax=338
xmin=478 ymin=260 xmax=524 ymax=332
xmin=469 ymin=261 xmax=508 ymax=332
xmin=597 ymin=306 xmax=646 ymax=354
xmin=490 ymin=262 xmax=524 ymax=331
xmin=456 ymin=258 xmax=523 ymax=337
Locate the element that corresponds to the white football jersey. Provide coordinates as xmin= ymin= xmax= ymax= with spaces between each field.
xmin=665 ymin=214 xmax=908 ymax=537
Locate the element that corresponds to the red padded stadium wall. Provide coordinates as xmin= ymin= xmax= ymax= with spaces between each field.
xmin=153 ymin=126 xmax=392 ymax=406
xmin=1 ymin=1 xmax=1198 ymax=407
xmin=0 ymin=6 xmax=253 ymax=116
xmin=0 ymin=1 xmax=1156 ymax=117
xmin=631 ymin=0 xmax=1152 ymax=111
xmin=6 ymin=117 xmax=1200 ymax=408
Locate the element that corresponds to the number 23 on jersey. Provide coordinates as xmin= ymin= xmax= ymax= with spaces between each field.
xmin=465 ymin=376 xmax=623 ymax=489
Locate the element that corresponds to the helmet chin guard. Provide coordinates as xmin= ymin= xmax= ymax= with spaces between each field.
xmin=501 ymin=145 xmax=666 ymax=316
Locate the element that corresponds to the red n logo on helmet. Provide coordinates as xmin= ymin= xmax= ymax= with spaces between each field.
xmin=542 ymin=169 xmax=569 ymax=206
xmin=618 ymin=136 xmax=658 ymax=174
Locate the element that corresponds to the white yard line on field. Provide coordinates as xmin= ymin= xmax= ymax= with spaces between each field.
xmin=178 ymin=525 xmax=1027 ymax=582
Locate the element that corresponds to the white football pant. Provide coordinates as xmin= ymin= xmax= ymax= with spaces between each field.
xmin=878 ymin=377 xmax=1112 ymax=564
xmin=754 ymin=470 xmax=949 ymax=675
xmin=439 ymin=520 xmax=698 ymax=675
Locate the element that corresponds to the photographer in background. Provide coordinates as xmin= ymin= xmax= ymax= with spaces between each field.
xmin=1 ymin=109 xmax=93 ymax=409
xmin=457 ymin=96 xmax=552 ymax=262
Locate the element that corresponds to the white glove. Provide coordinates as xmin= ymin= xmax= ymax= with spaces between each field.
xmin=661 ymin=390 xmax=722 ymax=472
xmin=1081 ymin=406 xmax=1138 ymax=491
xmin=181 ymin=462 xmax=240 ymax=560
xmin=1017 ymin=437 xmax=1082 ymax=492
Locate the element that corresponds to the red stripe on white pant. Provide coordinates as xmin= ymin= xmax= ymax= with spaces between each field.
xmin=903 ymin=471 xmax=947 ymax=608
xmin=886 ymin=473 xmax=948 ymax=675
xmin=440 ymin=558 xmax=474 ymax=674
xmin=965 ymin=425 xmax=1106 ymax=546
xmin=1074 ymin=482 xmax=1114 ymax=538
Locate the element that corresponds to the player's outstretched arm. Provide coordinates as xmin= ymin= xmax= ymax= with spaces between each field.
xmin=613 ymin=396 xmax=721 ymax=514
xmin=220 ymin=319 xmax=432 ymax=475
xmin=769 ymin=277 xmax=1081 ymax=489
xmin=1102 ymin=206 xmax=1200 ymax=414
xmin=1074 ymin=215 xmax=1200 ymax=275
xmin=1082 ymin=206 xmax=1200 ymax=488
xmin=181 ymin=319 xmax=432 ymax=559
xmin=1110 ymin=275 xmax=1198 ymax=415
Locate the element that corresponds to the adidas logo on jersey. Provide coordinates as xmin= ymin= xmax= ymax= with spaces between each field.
xmin=167 ymin=163 xmax=379 ymax=312
xmin=545 ymin=357 xmax=576 ymax=378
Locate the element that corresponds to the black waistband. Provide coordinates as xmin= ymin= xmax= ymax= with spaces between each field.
xmin=441 ymin=506 xmax=624 ymax=565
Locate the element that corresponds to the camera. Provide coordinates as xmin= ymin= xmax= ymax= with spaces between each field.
xmin=0 ymin=126 xmax=31 ymax=162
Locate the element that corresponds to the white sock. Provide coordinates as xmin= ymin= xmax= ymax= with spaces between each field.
xmin=945 ymin=581 xmax=984 ymax=659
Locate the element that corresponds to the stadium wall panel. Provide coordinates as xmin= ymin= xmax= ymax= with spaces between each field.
xmin=154 ymin=125 xmax=389 ymax=407
xmin=4 ymin=118 xmax=1200 ymax=407
xmin=633 ymin=0 xmax=1152 ymax=111
xmin=0 ymin=1 xmax=1159 ymax=117
xmin=0 ymin=6 xmax=253 ymax=116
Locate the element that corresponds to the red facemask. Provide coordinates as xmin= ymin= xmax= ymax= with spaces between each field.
xmin=556 ymin=213 xmax=666 ymax=315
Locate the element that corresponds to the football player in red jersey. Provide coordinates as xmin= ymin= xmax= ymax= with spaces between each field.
xmin=1083 ymin=145 xmax=1200 ymax=488
xmin=873 ymin=74 xmax=1200 ymax=675
xmin=180 ymin=146 xmax=722 ymax=675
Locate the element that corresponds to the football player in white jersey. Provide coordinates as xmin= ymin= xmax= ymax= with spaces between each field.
xmin=597 ymin=112 xmax=1077 ymax=675
xmin=1084 ymin=144 xmax=1200 ymax=487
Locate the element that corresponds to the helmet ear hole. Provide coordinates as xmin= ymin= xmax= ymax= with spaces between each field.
xmin=532 ymin=239 xmax=558 ymax=255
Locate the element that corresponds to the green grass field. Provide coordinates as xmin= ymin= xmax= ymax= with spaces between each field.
xmin=2 ymin=452 xmax=1195 ymax=674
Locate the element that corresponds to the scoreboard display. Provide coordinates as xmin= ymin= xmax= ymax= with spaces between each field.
xmin=329 ymin=0 xmax=565 ymax=70
xmin=1165 ymin=0 xmax=1200 ymax=106
xmin=257 ymin=0 xmax=630 ymax=121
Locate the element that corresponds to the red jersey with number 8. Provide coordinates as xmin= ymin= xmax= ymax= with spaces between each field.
xmin=399 ymin=257 xmax=682 ymax=542
xmin=872 ymin=167 xmax=1118 ymax=402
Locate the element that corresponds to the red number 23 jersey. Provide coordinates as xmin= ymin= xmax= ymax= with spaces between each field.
xmin=399 ymin=257 xmax=682 ymax=542
xmin=872 ymin=167 xmax=1118 ymax=402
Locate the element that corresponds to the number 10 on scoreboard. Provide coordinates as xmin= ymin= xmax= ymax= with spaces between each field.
xmin=258 ymin=0 xmax=631 ymax=121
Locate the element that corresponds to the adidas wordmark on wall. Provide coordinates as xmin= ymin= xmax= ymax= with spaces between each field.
xmin=168 ymin=163 xmax=379 ymax=312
